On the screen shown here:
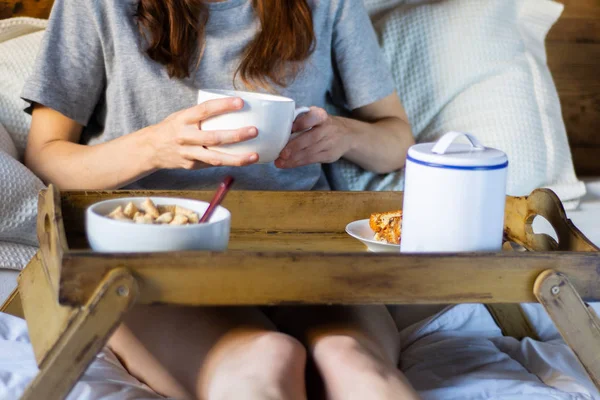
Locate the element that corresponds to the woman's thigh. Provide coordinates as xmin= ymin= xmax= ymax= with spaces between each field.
xmin=108 ymin=305 xmax=278 ymax=399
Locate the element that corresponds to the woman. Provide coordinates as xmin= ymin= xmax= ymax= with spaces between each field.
xmin=23 ymin=0 xmax=417 ymax=399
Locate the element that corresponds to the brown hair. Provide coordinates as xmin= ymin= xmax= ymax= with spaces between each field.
xmin=136 ymin=0 xmax=316 ymax=90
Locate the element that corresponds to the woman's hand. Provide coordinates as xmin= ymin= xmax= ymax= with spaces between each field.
xmin=275 ymin=107 xmax=351 ymax=169
xmin=275 ymin=94 xmax=413 ymax=173
xmin=25 ymin=98 xmax=262 ymax=191
xmin=147 ymin=97 xmax=260 ymax=170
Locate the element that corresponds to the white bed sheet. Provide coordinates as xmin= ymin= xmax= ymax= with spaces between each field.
xmin=401 ymin=304 xmax=599 ymax=399
xmin=0 ymin=305 xmax=597 ymax=400
xmin=0 ymin=179 xmax=598 ymax=399
xmin=0 ymin=314 xmax=165 ymax=400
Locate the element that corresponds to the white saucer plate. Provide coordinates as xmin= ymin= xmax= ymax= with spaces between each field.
xmin=345 ymin=219 xmax=400 ymax=253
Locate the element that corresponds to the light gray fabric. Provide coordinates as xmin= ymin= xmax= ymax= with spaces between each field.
xmin=362 ymin=0 xmax=432 ymax=16
xmin=21 ymin=0 xmax=394 ymax=191
xmin=0 ymin=243 xmax=36 ymax=271
xmin=0 ymin=122 xmax=43 ymax=248
xmin=0 ymin=18 xmax=47 ymax=157
xmin=0 ymin=21 xmax=45 ymax=271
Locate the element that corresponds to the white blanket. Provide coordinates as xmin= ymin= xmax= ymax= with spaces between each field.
xmin=0 ymin=314 xmax=163 ymax=400
xmin=0 ymin=303 xmax=598 ymax=400
xmin=401 ymin=304 xmax=599 ymax=399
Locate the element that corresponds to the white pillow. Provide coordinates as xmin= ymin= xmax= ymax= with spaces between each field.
xmin=0 ymin=18 xmax=47 ymax=157
xmin=330 ymin=0 xmax=586 ymax=209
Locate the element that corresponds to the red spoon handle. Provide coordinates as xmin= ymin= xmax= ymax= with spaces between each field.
xmin=200 ymin=176 xmax=235 ymax=223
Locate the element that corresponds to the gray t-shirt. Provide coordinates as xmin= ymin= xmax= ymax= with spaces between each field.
xmin=22 ymin=0 xmax=394 ymax=191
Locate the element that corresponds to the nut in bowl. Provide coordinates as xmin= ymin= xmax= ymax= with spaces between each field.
xmin=106 ymin=198 xmax=201 ymax=225
xmin=86 ymin=197 xmax=231 ymax=253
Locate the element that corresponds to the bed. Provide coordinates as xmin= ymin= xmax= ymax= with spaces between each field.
xmin=0 ymin=0 xmax=599 ymax=399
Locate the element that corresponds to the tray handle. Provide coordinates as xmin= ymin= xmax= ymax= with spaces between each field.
xmin=504 ymin=189 xmax=598 ymax=252
xmin=37 ymin=184 xmax=69 ymax=294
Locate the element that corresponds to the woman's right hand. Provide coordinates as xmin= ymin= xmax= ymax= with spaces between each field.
xmin=146 ymin=97 xmax=259 ymax=170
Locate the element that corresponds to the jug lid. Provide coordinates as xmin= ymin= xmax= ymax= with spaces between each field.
xmin=408 ymin=132 xmax=508 ymax=169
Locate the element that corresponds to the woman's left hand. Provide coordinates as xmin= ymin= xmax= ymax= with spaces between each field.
xmin=275 ymin=107 xmax=351 ymax=169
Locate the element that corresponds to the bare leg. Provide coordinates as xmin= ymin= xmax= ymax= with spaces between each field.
xmin=108 ymin=305 xmax=307 ymax=400
xmin=270 ymin=305 xmax=421 ymax=400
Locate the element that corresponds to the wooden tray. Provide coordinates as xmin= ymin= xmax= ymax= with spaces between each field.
xmin=11 ymin=185 xmax=600 ymax=399
xmin=37 ymin=185 xmax=600 ymax=307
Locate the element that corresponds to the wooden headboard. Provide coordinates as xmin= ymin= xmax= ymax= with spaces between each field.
xmin=1 ymin=0 xmax=599 ymax=176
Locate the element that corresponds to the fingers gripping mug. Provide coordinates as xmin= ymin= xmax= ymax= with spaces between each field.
xmin=197 ymin=89 xmax=310 ymax=164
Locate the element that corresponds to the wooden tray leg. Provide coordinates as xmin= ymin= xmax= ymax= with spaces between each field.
xmin=20 ymin=268 xmax=138 ymax=400
xmin=486 ymin=243 xmax=539 ymax=340
xmin=486 ymin=303 xmax=540 ymax=340
xmin=534 ymin=269 xmax=600 ymax=390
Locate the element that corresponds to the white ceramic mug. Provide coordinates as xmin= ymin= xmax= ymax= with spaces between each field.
xmin=197 ymin=89 xmax=310 ymax=164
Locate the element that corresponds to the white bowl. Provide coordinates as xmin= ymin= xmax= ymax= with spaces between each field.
xmin=86 ymin=197 xmax=231 ymax=253
xmin=345 ymin=219 xmax=400 ymax=253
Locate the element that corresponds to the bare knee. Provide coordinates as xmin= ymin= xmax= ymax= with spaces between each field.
xmin=311 ymin=335 xmax=417 ymax=400
xmin=206 ymin=331 xmax=307 ymax=400
xmin=258 ymin=331 xmax=307 ymax=360
xmin=247 ymin=332 xmax=307 ymax=375
xmin=312 ymin=334 xmax=393 ymax=378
